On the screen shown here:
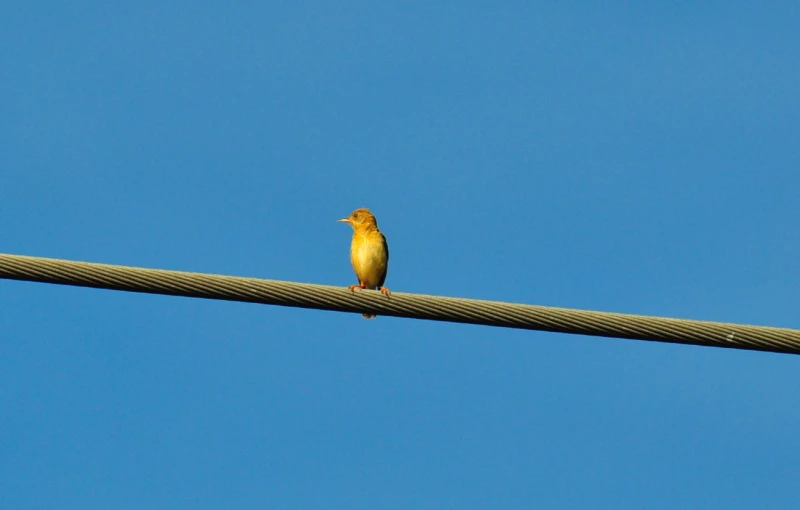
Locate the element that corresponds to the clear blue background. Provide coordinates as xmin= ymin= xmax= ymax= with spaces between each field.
xmin=2 ymin=2 xmax=799 ymax=508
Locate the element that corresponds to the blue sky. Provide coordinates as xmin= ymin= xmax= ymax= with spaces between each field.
xmin=2 ymin=2 xmax=799 ymax=508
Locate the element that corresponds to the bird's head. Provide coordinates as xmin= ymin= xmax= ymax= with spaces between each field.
xmin=338 ymin=208 xmax=378 ymax=230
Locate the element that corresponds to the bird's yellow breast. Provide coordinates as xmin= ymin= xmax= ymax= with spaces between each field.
xmin=350 ymin=230 xmax=388 ymax=289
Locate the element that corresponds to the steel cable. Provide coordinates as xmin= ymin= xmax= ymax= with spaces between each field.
xmin=1 ymin=252 xmax=798 ymax=354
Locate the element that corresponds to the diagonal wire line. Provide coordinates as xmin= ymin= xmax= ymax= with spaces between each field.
xmin=1 ymin=252 xmax=798 ymax=355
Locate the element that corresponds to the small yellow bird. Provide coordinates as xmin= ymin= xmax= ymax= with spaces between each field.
xmin=338 ymin=208 xmax=390 ymax=319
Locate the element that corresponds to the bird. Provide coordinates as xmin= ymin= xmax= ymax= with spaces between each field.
xmin=338 ymin=208 xmax=390 ymax=319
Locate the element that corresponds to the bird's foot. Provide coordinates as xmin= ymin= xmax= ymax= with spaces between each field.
xmin=379 ymin=286 xmax=391 ymax=297
xmin=348 ymin=284 xmax=365 ymax=294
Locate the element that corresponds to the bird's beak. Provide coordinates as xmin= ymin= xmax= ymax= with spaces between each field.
xmin=337 ymin=218 xmax=350 ymax=224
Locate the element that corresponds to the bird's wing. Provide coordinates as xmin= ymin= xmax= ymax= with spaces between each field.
xmin=377 ymin=232 xmax=389 ymax=287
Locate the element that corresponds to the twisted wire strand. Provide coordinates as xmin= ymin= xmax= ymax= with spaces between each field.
xmin=1 ymin=252 xmax=798 ymax=354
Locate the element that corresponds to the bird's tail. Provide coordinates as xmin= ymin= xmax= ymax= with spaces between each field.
xmin=362 ymin=313 xmax=377 ymax=319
